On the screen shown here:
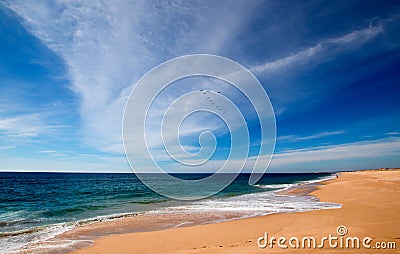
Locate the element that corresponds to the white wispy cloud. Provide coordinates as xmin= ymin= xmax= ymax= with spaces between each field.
xmin=0 ymin=113 xmax=69 ymax=141
xmin=386 ymin=132 xmax=400 ymax=135
xmin=172 ymin=137 xmax=400 ymax=173
xmin=251 ymin=24 xmax=383 ymax=73
xmin=4 ymin=1 xmax=398 ymax=175
xmin=278 ymin=130 xmax=345 ymax=142
xmin=0 ymin=146 xmax=15 ymax=149
xmin=4 ymin=0 xmax=259 ymax=154
xmin=0 ymin=114 xmax=45 ymax=138
xmin=270 ymin=137 xmax=400 ymax=166
xmin=36 ymin=150 xmax=57 ymax=153
xmin=0 ymin=154 xmax=130 ymax=173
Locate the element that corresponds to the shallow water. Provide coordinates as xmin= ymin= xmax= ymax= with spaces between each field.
xmin=0 ymin=172 xmax=340 ymax=253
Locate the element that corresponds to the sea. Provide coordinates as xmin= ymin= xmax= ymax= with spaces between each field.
xmin=0 ymin=172 xmax=341 ymax=253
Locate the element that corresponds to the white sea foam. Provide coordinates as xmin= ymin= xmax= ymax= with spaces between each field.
xmin=253 ymin=183 xmax=293 ymax=189
xmin=1 ymin=174 xmax=339 ymax=253
xmin=0 ymin=223 xmax=74 ymax=254
xmin=0 ymin=211 xmax=150 ymax=253
xmin=156 ymin=175 xmax=341 ymax=216
xmin=161 ymin=191 xmax=340 ymax=216
xmin=253 ymin=174 xmax=336 ymax=190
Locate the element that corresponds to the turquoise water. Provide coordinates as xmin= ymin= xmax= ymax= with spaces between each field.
xmin=0 ymin=172 xmax=340 ymax=252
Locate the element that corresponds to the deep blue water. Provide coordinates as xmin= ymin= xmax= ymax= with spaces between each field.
xmin=0 ymin=172 xmax=338 ymax=252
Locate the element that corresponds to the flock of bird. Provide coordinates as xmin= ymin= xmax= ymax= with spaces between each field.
xmin=199 ymin=89 xmax=226 ymax=114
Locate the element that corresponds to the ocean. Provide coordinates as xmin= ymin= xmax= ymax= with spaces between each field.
xmin=0 ymin=172 xmax=340 ymax=253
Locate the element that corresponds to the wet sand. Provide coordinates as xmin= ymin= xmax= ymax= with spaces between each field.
xmin=70 ymin=169 xmax=400 ymax=253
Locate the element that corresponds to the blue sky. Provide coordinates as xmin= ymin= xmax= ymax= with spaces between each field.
xmin=0 ymin=0 xmax=399 ymax=173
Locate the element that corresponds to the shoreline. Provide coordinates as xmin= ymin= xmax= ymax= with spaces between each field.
xmin=14 ymin=169 xmax=399 ymax=253
xmin=71 ymin=169 xmax=400 ymax=253
xmin=16 ymin=173 xmax=336 ymax=253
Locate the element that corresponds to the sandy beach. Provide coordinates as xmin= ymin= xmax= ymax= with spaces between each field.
xmin=72 ymin=169 xmax=400 ymax=253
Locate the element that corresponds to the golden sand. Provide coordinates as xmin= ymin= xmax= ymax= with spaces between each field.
xmin=73 ymin=169 xmax=400 ymax=253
